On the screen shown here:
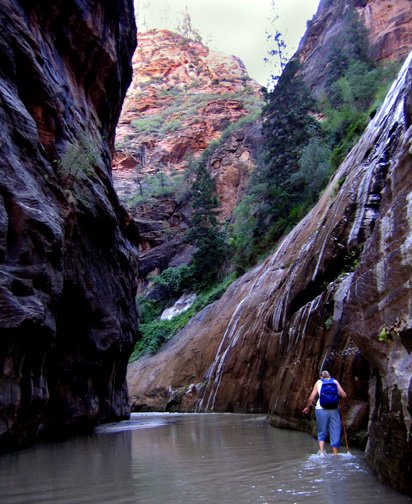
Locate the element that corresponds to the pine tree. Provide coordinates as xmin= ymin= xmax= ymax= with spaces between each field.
xmin=258 ymin=59 xmax=318 ymax=221
xmin=187 ymin=162 xmax=226 ymax=288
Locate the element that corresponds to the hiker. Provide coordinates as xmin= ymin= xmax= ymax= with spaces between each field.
xmin=302 ymin=370 xmax=347 ymax=455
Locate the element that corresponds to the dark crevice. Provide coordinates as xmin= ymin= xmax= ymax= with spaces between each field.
xmin=287 ymin=245 xmax=361 ymax=322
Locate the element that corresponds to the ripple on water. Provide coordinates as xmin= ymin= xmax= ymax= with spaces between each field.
xmin=268 ymin=451 xmax=398 ymax=504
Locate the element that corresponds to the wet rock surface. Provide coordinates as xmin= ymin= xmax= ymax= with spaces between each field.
xmin=128 ymin=53 xmax=412 ymax=493
xmin=0 ymin=0 xmax=138 ymax=449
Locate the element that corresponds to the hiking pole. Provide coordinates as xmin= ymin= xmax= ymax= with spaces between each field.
xmin=340 ymin=400 xmax=350 ymax=454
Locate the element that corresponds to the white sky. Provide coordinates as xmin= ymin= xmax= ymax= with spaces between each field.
xmin=134 ymin=0 xmax=320 ymax=87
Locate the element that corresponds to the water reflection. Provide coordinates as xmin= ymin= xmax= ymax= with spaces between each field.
xmin=0 ymin=413 xmax=409 ymax=504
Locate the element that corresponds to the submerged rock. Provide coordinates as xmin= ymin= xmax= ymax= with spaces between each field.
xmin=0 ymin=0 xmax=138 ymax=448
xmin=128 ymin=52 xmax=412 ymax=493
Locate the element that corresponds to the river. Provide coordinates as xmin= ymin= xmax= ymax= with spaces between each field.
xmin=0 ymin=413 xmax=409 ymax=504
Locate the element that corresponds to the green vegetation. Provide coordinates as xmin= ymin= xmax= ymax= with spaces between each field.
xmin=57 ymin=133 xmax=98 ymax=188
xmin=131 ymin=115 xmax=165 ymax=134
xmin=186 ymin=161 xmax=228 ymax=289
xmin=125 ymin=169 xmax=188 ymax=209
xmin=129 ymin=7 xmax=401 ymax=361
xmin=324 ymin=316 xmax=333 ymax=330
xmin=321 ymin=60 xmax=399 ymax=170
xmin=341 ymin=249 xmax=360 ymax=275
xmin=228 ymin=6 xmax=399 ymax=273
xmin=130 ymin=274 xmax=236 ymax=361
xmin=130 ymin=155 xmax=230 ymax=360
xmin=129 ymin=80 xmax=263 ymax=141
xmin=153 ymin=265 xmax=193 ymax=296
xmin=378 ymin=327 xmax=389 ymax=343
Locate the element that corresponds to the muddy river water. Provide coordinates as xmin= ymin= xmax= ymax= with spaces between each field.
xmin=0 ymin=413 xmax=409 ymax=503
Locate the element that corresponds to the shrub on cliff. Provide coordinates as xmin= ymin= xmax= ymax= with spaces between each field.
xmin=131 ymin=274 xmax=236 ymax=361
xmin=125 ymin=169 xmax=186 ymax=209
xmin=57 ymin=133 xmax=98 ymax=188
xmin=153 ymin=265 xmax=193 ymax=296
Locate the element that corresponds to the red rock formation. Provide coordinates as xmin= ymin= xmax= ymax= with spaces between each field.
xmin=358 ymin=0 xmax=412 ymax=63
xmin=114 ymin=30 xmax=262 ymax=177
xmin=128 ymin=53 xmax=412 ymax=493
xmin=0 ymin=0 xmax=138 ymax=448
xmin=113 ymin=29 xmax=263 ymax=285
xmin=297 ymin=0 xmax=412 ymax=94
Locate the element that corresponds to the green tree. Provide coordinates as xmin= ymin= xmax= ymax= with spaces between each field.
xmin=258 ymin=59 xmax=319 ymax=224
xmin=324 ymin=5 xmax=371 ymax=92
xmin=291 ymin=138 xmax=332 ymax=203
xmin=264 ymin=1 xmax=288 ymax=87
xmin=187 ymin=162 xmax=226 ymax=288
xmin=230 ymin=194 xmax=257 ymax=274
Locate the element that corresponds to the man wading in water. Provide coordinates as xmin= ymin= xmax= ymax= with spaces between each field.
xmin=302 ymin=370 xmax=347 ymax=455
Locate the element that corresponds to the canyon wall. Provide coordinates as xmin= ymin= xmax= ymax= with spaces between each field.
xmin=298 ymin=0 xmax=412 ymax=94
xmin=128 ymin=53 xmax=412 ymax=493
xmin=0 ymin=0 xmax=138 ymax=449
xmin=113 ymin=29 xmax=263 ymax=288
xmin=358 ymin=0 xmax=412 ymax=63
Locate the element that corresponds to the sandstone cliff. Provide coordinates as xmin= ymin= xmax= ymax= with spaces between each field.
xmin=358 ymin=0 xmax=412 ymax=63
xmin=297 ymin=0 xmax=412 ymax=94
xmin=128 ymin=52 xmax=412 ymax=493
xmin=113 ymin=30 xmax=263 ymax=286
xmin=114 ymin=29 xmax=262 ymax=176
xmin=0 ymin=0 xmax=138 ymax=448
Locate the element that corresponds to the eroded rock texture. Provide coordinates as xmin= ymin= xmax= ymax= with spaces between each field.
xmin=0 ymin=0 xmax=138 ymax=449
xmin=113 ymin=29 xmax=263 ymax=290
xmin=128 ymin=53 xmax=412 ymax=493
xmin=114 ymin=29 xmax=262 ymax=177
xmin=358 ymin=0 xmax=412 ymax=63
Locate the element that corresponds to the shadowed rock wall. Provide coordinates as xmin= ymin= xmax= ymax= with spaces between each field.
xmin=128 ymin=53 xmax=412 ymax=493
xmin=0 ymin=0 xmax=138 ymax=449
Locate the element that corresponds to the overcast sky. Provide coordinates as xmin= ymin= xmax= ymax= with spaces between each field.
xmin=134 ymin=0 xmax=320 ymax=86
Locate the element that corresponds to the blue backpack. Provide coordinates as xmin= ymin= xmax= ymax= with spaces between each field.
xmin=319 ymin=378 xmax=339 ymax=409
